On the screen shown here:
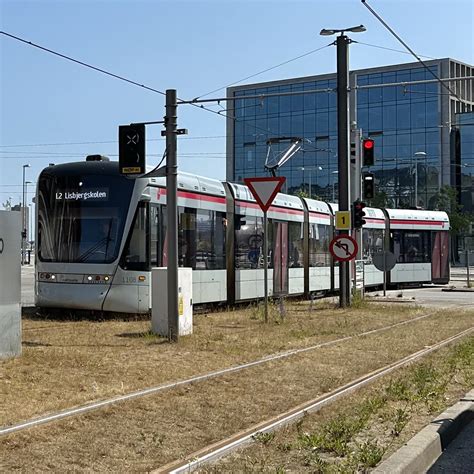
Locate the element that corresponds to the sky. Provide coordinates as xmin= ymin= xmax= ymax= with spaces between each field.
xmin=1 ymin=0 xmax=473 ymax=209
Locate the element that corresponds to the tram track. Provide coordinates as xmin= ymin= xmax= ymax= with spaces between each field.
xmin=0 ymin=308 xmax=452 ymax=437
xmin=157 ymin=327 xmax=474 ymax=473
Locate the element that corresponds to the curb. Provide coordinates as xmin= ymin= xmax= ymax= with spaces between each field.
xmin=373 ymin=389 xmax=474 ymax=474
xmin=442 ymin=287 xmax=474 ymax=293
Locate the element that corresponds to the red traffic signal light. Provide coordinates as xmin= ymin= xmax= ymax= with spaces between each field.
xmin=362 ymin=138 xmax=375 ymax=166
xmin=363 ymin=139 xmax=374 ymax=150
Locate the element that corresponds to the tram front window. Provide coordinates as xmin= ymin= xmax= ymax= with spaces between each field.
xmin=37 ymin=169 xmax=134 ymax=263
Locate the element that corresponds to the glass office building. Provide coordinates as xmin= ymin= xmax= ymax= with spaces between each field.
xmin=227 ymin=58 xmax=474 ymax=210
xmin=455 ymin=112 xmax=474 ymax=214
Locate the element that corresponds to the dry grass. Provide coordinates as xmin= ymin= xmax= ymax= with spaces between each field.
xmin=1 ymin=300 xmax=473 ymax=472
xmin=204 ymin=337 xmax=474 ymax=473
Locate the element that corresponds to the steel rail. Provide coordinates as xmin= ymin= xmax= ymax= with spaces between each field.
xmin=158 ymin=327 xmax=474 ymax=474
xmin=0 ymin=309 xmax=456 ymax=437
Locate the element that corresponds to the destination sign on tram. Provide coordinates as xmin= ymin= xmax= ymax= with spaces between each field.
xmin=54 ymin=188 xmax=109 ymax=202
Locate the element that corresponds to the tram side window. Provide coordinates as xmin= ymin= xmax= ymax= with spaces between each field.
xmin=150 ymin=204 xmax=167 ymax=267
xmin=150 ymin=205 xmax=159 ymax=266
xmin=309 ymin=223 xmax=331 ymax=266
xmin=289 ymin=222 xmax=304 ymax=268
xmin=178 ymin=207 xmax=197 ymax=268
xmin=362 ymin=228 xmax=384 ymax=261
xmin=120 ymin=203 xmax=149 ymax=271
xmin=234 ymin=215 xmax=272 ymax=269
xmin=195 ymin=210 xmax=226 ymax=270
xmin=392 ymin=230 xmax=430 ymax=263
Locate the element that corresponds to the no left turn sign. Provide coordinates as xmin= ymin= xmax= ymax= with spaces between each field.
xmin=329 ymin=234 xmax=358 ymax=262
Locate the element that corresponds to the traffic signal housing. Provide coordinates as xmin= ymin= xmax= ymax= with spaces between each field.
xmin=362 ymin=172 xmax=375 ymax=200
xmin=353 ymin=200 xmax=366 ymax=229
xmin=119 ymin=124 xmax=146 ymax=175
xmin=362 ymin=138 xmax=375 ymax=167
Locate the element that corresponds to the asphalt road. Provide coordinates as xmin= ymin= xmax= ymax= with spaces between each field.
xmin=372 ymin=286 xmax=474 ymax=309
xmin=428 ymin=421 xmax=474 ymax=474
xmin=21 ymin=262 xmax=35 ymax=307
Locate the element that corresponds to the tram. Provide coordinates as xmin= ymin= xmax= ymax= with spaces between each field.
xmin=35 ymin=156 xmax=450 ymax=314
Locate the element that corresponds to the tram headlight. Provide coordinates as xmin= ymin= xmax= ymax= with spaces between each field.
xmin=85 ymin=274 xmax=111 ymax=283
xmin=39 ymin=272 xmax=57 ymax=282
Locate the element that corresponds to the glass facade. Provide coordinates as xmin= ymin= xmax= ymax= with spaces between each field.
xmin=455 ymin=112 xmax=474 ymax=214
xmin=356 ymin=66 xmax=440 ymax=208
xmin=455 ymin=112 xmax=474 ymax=254
xmin=229 ymin=59 xmax=473 ymax=210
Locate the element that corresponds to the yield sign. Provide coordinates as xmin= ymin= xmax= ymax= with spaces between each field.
xmin=244 ymin=177 xmax=286 ymax=212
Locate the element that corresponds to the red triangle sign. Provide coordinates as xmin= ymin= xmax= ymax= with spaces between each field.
xmin=244 ymin=177 xmax=286 ymax=212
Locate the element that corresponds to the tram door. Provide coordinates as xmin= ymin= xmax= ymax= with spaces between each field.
xmin=273 ymin=221 xmax=289 ymax=295
xmin=431 ymin=231 xmax=449 ymax=284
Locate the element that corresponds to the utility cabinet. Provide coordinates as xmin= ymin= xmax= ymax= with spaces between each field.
xmin=0 ymin=211 xmax=21 ymax=359
xmin=151 ymin=267 xmax=193 ymax=337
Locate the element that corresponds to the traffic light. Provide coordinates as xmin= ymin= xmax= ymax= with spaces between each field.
xmin=353 ymin=200 xmax=366 ymax=229
xmin=119 ymin=124 xmax=146 ymax=175
xmin=362 ymin=138 xmax=375 ymax=167
xmin=362 ymin=172 xmax=375 ymax=200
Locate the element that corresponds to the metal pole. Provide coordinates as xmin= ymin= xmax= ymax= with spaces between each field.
xmin=414 ymin=163 xmax=418 ymax=207
xmin=263 ymin=211 xmax=268 ymax=323
xmin=383 ymin=252 xmax=387 ymax=296
xmin=466 ymin=250 xmax=470 ymax=288
xmin=165 ymin=89 xmax=179 ymax=342
xmin=21 ymin=167 xmax=25 ymax=265
xmin=336 ymin=34 xmax=351 ymax=308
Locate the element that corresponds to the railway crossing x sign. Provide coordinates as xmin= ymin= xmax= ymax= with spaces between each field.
xmin=329 ymin=234 xmax=358 ymax=262
xmin=244 ymin=177 xmax=286 ymax=212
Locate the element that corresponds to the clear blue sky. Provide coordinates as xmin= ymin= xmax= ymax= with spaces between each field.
xmin=1 ymin=0 xmax=473 ymax=207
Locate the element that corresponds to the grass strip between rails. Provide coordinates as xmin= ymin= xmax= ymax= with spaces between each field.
xmin=202 ymin=335 xmax=474 ymax=473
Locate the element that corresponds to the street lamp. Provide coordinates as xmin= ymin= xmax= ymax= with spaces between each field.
xmin=413 ymin=152 xmax=426 ymax=207
xmin=22 ymin=164 xmax=30 ymax=265
xmin=300 ymin=166 xmax=323 ymax=198
xmin=320 ymin=24 xmax=366 ymax=308
xmin=28 ymin=204 xmax=33 ymax=246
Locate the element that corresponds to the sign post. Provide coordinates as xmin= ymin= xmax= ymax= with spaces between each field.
xmin=244 ymin=177 xmax=286 ymax=323
xmin=372 ymin=251 xmax=397 ymax=296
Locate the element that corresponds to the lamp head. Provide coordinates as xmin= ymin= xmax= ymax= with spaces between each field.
xmin=320 ymin=25 xmax=366 ymax=36
xmin=349 ymin=25 xmax=366 ymax=33
xmin=320 ymin=28 xmax=337 ymax=36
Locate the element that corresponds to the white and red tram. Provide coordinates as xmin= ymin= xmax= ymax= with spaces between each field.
xmin=35 ymin=157 xmax=450 ymax=314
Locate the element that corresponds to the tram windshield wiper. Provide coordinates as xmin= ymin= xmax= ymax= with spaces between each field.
xmin=77 ymin=219 xmax=114 ymax=263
